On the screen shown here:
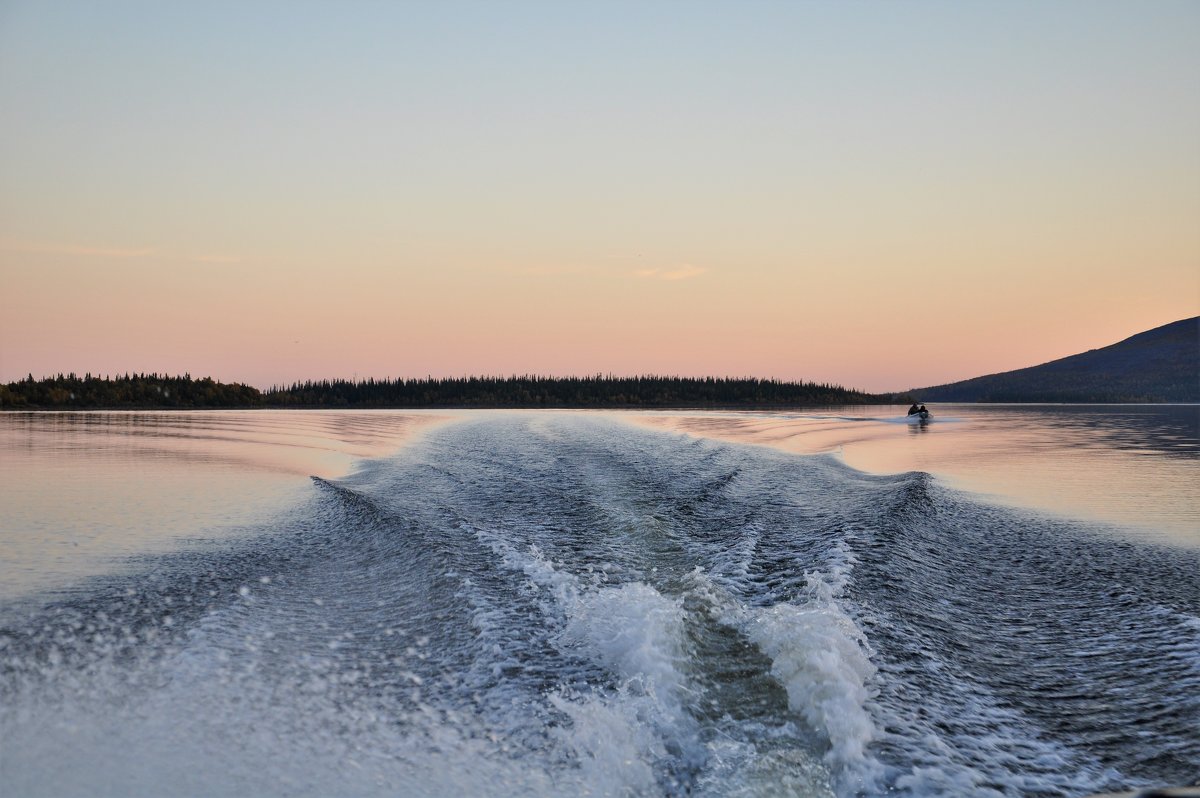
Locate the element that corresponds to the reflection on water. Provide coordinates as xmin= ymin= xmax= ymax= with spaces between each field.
xmin=0 ymin=411 xmax=448 ymax=599
xmin=635 ymin=404 xmax=1200 ymax=545
xmin=3 ymin=406 xmax=1196 ymax=602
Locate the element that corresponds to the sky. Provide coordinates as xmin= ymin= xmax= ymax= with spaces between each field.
xmin=1 ymin=1 xmax=1197 ymax=393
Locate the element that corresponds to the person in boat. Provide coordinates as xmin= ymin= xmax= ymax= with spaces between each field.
xmin=907 ymin=402 xmax=921 ymax=416
xmin=918 ymin=404 xmax=929 ymax=417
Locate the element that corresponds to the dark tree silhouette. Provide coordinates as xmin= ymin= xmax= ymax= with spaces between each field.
xmin=1 ymin=373 xmax=878 ymax=409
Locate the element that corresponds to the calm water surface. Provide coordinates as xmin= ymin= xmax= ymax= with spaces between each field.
xmin=0 ymin=410 xmax=446 ymax=599
xmin=1 ymin=407 xmax=1196 ymax=798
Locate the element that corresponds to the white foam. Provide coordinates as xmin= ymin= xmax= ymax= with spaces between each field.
xmin=558 ymin=582 xmax=690 ymax=711
xmin=0 ymin=631 xmax=568 ymax=798
xmin=743 ymin=600 xmax=877 ymax=769
xmin=693 ymin=734 xmax=838 ymax=798
xmin=687 ymin=546 xmax=885 ymax=793
xmin=469 ymin=531 xmax=704 ymax=780
xmin=546 ymin=690 xmax=665 ymax=794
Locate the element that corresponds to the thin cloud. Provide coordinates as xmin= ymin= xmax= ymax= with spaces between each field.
xmin=634 ymin=265 xmax=708 ymax=281
xmin=512 ymin=264 xmax=594 ymax=277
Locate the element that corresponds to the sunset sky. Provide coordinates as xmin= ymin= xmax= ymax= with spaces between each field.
xmin=2 ymin=1 xmax=1197 ymax=393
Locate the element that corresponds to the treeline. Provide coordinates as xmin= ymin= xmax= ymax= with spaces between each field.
xmin=0 ymin=373 xmax=262 ymax=409
xmin=1 ymin=373 xmax=876 ymax=409
xmin=266 ymin=375 xmax=873 ymax=407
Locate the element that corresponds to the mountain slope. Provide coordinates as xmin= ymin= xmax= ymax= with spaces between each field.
xmin=911 ymin=317 xmax=1199 ymax=402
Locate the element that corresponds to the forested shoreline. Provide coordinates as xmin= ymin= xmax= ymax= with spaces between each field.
xmin=0 ymin=373 xmax=880 ymax=409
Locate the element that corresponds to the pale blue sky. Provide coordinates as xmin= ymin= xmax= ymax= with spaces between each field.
xmin=2 ymin=1 xmax=1197 ymax=390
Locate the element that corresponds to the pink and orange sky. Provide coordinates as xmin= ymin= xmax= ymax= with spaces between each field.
xmin=2 ymin=1 xmax=1197 ymax=393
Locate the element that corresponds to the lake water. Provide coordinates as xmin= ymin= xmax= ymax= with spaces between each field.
xmin=638 ymin=404 xmax=1200 ymax=544
xmin=1 ymin=406 xmax=1197 ymax=797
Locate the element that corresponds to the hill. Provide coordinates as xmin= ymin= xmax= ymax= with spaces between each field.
xmin=910 ymin=317 xmax=1199 ymax=403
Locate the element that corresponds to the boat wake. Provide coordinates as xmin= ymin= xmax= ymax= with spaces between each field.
xmin=2 ymin=414 xmax=1197 ymax=797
